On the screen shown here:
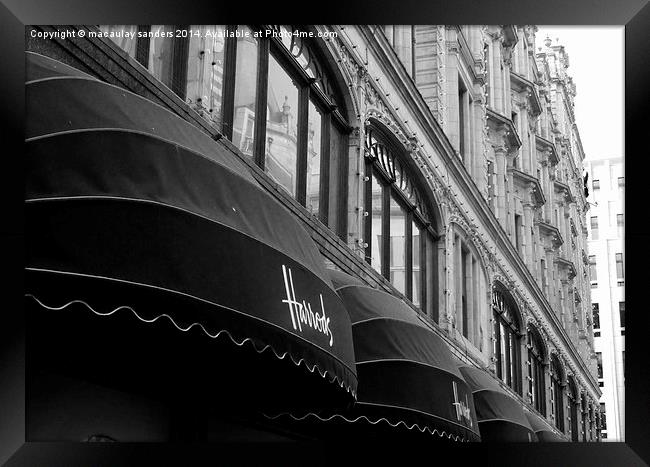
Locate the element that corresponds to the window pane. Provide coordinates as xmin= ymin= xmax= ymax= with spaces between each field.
xmin=494 ymin=314 xmax=501 ymax=379
xmin=328 ymin=123 xmax=344 ymax=232
xmin=232 ymin=27 xmax=258 ymax=156
xmin=186 ymin=26 xmax=225 ymax=126
xmin=500 ymin=322 xmax=507 ymax=380
xmin=265 ymin=55 xmax=299 ymax=196
xmin=99 ymin=25 xmax=137 ymax=58
xmin=615 ymin=253 xmax=624 ymax=279
xmin=597 ymin=352 xmax=603 ymax=379
xmin=148 ymin=25 xmax=176 ymax=88
xmin=589 ymin=255 xmax=597 ymax=282
xmin=509 ymin=331 xmax=516 ymax=388
xmin=412 ymin=221 xmax=421 ymax=306
xmin=389 ymin=194 xmax=406 ymax=294
xmin=619 ymin=302 xmax=625 ymax=328
xmin=306 ymin=101 xmax=322 ymax=216
xmin=592 ymin=303 xmax=600 ymax=329
xmin=370 ymin=174 xmax=383 ymax=274
xmin=426 ymin=235 xmax=435 ymax=318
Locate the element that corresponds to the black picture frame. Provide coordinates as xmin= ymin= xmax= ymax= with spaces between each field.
xmin=1 ymin=0 xmax=647 ymax=465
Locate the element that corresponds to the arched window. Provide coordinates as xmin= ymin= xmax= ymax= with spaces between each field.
xmin=567 ymin=377 xmax=580 ymax=442
xmin=550 ymin=355 xmax=565 ymax=432
xmin=492 ymin=285 xmax=522 ymax=394
xmin=527 ymin=326 xmax=546 ymax=415
xmin=363 ymin=125 xmax=440 ymax=319
xmin=100 ymin=25 xmax=351 ymax=238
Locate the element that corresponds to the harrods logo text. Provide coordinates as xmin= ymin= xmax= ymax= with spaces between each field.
xmin=281 ymin=265 xmax=334 ymax=347
xmin=452 ymin=380 xmax=474 ymax=427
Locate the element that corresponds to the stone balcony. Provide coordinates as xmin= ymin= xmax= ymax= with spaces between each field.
xmin=536 ymin=219 xmax=564 ymax=249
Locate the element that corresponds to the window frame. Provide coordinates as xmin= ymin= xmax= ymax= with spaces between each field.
xmin=527 ymin=327 xmax=546 ymax=416
xmin=117 ymin=25 xmax=352 ymax=239
xmin=567 ymin=379 xmax=580 ymax=442
xmin=492 ymin=286 xmax=522 ymax=395
xmin=550 ymin=356 xmax=565 ymax=432
xmin=363 ymin=125 xmax=439 ymax=318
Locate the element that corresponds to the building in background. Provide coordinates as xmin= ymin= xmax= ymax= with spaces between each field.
xmin=585 ymin=155 xmax=625 ymax=441
xmin=25 ymin=24 xmax=602 ymax=442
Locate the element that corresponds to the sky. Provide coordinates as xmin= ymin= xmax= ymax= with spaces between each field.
xmin=535 ymin=26 xmax=624 ymax=162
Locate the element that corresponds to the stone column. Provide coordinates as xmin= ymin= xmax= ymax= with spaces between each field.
xmin=495 ymin=145 xmax=508 ymax=227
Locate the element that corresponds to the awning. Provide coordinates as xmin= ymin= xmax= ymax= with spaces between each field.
xmin=459 ymin=365 xmax=538 ymax=442
xmin=270 ymin=269 xmax=481 ymax=442
xmin=24 ymin=52 xmax=357 ymax=412
xmin=525 ymin=411 xmax=567 ymax=442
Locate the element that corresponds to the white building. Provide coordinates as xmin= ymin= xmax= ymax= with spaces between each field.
xmin=586 ymin=155 xmax=625 ymax=440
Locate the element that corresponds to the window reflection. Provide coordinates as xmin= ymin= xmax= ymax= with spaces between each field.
xmin=233 ymin=27 xmax=258 ymax=157
xmin=265 ymin=55 xmax=299 ymax=196
xmin=148 ymin=25 xmax=176 ymax=89
xmin=186 ymin=25 xmax=225 ymax=126
xmin=99 ymin=25 xmax=137 ymax=58
xmin=370 ymin=175 xmax=383 ymax=274
xmin=328 ymin=124 xmax=345 ymax=231
xmin=306 ymin=101 xmax=322 ymax=217
xmin=389 ymin=194 xmax=406 ymax=295
xmin=412 ymin=222 xmax=421 ymax=306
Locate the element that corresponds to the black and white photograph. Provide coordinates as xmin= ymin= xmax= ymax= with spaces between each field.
xmin=1 ymin=4 xmax=648 ymax=465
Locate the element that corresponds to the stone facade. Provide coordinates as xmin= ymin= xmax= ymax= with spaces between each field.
xmin=26 ymin=23 xmax=602 ymax=441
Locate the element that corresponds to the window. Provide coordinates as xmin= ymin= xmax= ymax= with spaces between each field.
xmin=458 ymin=79 xmax=469 ymax=161
xmin=617 ymin=214 xmax=624 ymax=235
xmin=185 ymin=26 xmax=226 ymax=125
xmin=567 ymin=379 xmax=579 ymax=442
xmin=540 ymin=259 xmax=548 ymax=295
xmin=588 ymin=256 xmax=597 ymax=283
xmin=550 ymin=356 xmax=565 ymax=432
xmin=493 ymin=286 xmax=522 ymax=395
xmin=382 ymin=26 xmax=415 ymax=77
xmin=600 ymin=403 xmax=607 ymax=432
xmin=109 ymin=25 xmax=351 ymax=238
xmin=527 ymin=327 xmax=546 ymax=415
xmin=590 ymin=216 xmax=599 ymax=240
xmin=592 ymin=179 xmax=600 ymax=190
xmin=514 ymin=214 xmax=522 ymax=253
xmin=619 ymin=301 xmax=625 ymax=329
xmin=364 ymin=126 xmax=439 ymax=319
xmin=596 ymin=352 xmax=603 ymax=379
xmin=592 ymin=303 xmax=600 ymax=337
xmin=616 ymin=253 xmax=624 ymax=284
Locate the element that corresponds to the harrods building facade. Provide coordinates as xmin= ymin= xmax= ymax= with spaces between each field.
xmin=25 ymin=25 xmax=601 ymax=442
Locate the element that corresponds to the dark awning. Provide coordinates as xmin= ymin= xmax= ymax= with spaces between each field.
xmin=270 ymin=269 xmax=481 ymax=442
xmin=459 ymin=365 xmax=538 ymax=442
xmin=525 ymin=411 xmax=567 ymax=442
xmin=24 ymin=52 xmax=357 ymax=412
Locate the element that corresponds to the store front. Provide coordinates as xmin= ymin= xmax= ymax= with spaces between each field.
xmin=25 ymin=52 xmax=357 ymax=442
xmin=268 ymin=269 xmax=481 ymax=442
